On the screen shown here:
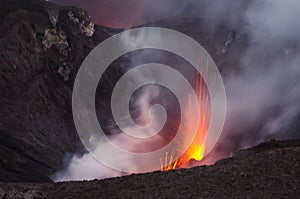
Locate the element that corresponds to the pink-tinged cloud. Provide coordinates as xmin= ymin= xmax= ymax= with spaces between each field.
xmin=50 ymin=0 xmax=186 ymax=28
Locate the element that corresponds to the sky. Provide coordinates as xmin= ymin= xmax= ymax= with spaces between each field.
xmin=50 ymin=0 xmax=188 ymax=28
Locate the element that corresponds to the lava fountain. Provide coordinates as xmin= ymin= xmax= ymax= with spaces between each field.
xmin=161 ymin=73 xmax=211 ymax=171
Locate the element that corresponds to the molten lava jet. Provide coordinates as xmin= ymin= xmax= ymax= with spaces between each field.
xmin=161 ymin=74 xmax=211 ymax=171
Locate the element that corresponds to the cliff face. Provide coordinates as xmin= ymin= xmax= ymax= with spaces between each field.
xmin=0 ymin=0 xmax=114 ymax=182
xmin=0 ymin=0 xmax=251 ymax=182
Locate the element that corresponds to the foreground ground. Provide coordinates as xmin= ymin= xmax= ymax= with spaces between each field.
xmin=0 ymin=139 xmax=299 ymax=198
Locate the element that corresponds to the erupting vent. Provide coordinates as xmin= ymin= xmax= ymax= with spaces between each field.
xmin=161 ymin=73 xmax=211 ymax=171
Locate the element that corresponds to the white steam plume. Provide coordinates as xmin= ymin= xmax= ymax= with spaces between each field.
xmin=55 ymin=0 xmax=300 ymax=181
xmin=223 ymin=0 xmax=300 ymax=148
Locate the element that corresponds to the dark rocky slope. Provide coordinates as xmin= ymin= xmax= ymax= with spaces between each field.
xmin=0 ymin=0 xmax=112 ymax=182
xmin=0 ymin=139 xmax=299 ymax=198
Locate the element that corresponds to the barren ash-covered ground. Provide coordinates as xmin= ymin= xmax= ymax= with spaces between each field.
xmin=0 ymin=139 xmax=299 ymax=198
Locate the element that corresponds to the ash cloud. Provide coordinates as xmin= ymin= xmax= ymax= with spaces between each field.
xmin=222 ymin=0 xmax=300 ymax=148
xmin=55 ymin=0 xmax=300 ymax=181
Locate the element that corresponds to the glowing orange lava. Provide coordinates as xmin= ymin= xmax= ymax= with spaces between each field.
xmin=160 ymin=73 xmax=211 ymax=171
xmin=160 ymin=19 xmax=215 ymax=171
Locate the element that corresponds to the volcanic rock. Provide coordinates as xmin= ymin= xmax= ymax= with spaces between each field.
xmin=0 ymin=139 xmax=299 ymax=198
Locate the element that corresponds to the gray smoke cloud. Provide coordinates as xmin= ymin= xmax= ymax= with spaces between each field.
xmin=54 ymin=87 xmax=165 ymax=181
xmin=223 ymin=0 xmax=300 ymax=148
xmin=54 ymin=0 xmax=300 ymax=181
